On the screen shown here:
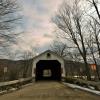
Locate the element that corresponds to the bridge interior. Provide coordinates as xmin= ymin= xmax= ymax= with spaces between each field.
xmin=35 ymin=60 xmax=61 ymax=81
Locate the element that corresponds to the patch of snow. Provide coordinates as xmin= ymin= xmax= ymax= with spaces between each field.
xmin=22 ymin=83 xmax=33 ymax=88
xmin=9 ymin=88 xmax=17 ymax=91
xmin=88 ymin=86 xmax=95 ymax=90
xmin=0 ymin=90 xmax=7 ymax=95
xmin=63 ymin=82 xmax=100 ymax=96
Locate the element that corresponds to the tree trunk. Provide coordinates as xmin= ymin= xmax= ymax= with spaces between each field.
xmin=83 ymin=57 xmax=91 ymax=80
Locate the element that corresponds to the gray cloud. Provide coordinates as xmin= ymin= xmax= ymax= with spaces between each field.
xmin=21 ymin=0 xmax=63 ymax=45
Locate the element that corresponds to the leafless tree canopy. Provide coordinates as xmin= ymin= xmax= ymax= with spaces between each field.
xmin=51 ymin=40 xmax=67 ymax=57
xmin=53 ymin=0 xmax=90 ymax=79
xmin=0 ymin=0 xmax=21 ymax=47
xmin=52 ymin=0 xmax=100 ymax=80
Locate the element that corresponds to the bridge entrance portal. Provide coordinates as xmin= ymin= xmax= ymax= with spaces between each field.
xmin=35 ymin=60 xmax=61 ymax=81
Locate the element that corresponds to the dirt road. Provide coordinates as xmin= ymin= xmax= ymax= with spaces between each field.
xmin=0 ymin=81 xmax=99 ymax=100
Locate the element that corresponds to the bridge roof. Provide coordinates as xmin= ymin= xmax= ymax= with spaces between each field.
xmin=33 ymin=50 xmax=64 ymax=61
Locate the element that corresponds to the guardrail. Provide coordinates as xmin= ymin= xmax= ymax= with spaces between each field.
xmin=0 ymin=77 xmax=33 ymax=91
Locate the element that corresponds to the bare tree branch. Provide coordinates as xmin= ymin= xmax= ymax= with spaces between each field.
xmin=53 ymin=0 xmax=91 ymax=80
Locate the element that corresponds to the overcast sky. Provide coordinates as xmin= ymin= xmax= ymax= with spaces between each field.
xmin=0 ymin=0 xmax=64 ymax=59
xmin=15 ymin=0 xmax=63 ymax=53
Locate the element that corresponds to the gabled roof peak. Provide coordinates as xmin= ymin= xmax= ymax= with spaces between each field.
xmin=33 ymin=50 xmax=64 ymax=60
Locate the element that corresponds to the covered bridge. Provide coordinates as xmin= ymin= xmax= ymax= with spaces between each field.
xmin=32 ymin=50 xmax=65 ymax=81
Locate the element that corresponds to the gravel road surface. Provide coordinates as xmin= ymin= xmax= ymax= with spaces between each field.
xmin=0 ymin=81 xmax=99 ymax=100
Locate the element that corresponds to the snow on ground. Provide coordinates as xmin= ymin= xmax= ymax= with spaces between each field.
xmin=63 ymin=82 xmax=100 ymax=96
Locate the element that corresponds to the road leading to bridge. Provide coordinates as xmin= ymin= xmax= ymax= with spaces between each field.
xmin=0 ymin=81 xmax=99 ymax=100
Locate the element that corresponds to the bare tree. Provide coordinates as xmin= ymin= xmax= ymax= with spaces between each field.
xmin=84 ymin=0 xmax=100 ymax=80
xmin=86 ymin=34 xmax=100 ymax=80
xmin=53 ymin=0 xmax=91 ymax=80
xmin=0 ymin=0 xmax=21 ymax=47
xmin=86 ymin=0 xmax=100 ymax=57
xmin=50 ymin=39 xmax=81 ymax=61
xmin=21 ymin=51 xmax=33 ymax=78
xmin=87 ymin=0 xmax=100 ymax=20
xmin=51 ymin=40 xmax=67 ymax=57
xmin=87 ymin=18 xmax=100 ymax=57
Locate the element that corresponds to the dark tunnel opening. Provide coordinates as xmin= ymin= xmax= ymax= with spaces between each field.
xmin=35 ymin=60 xmax=61 ymax=81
